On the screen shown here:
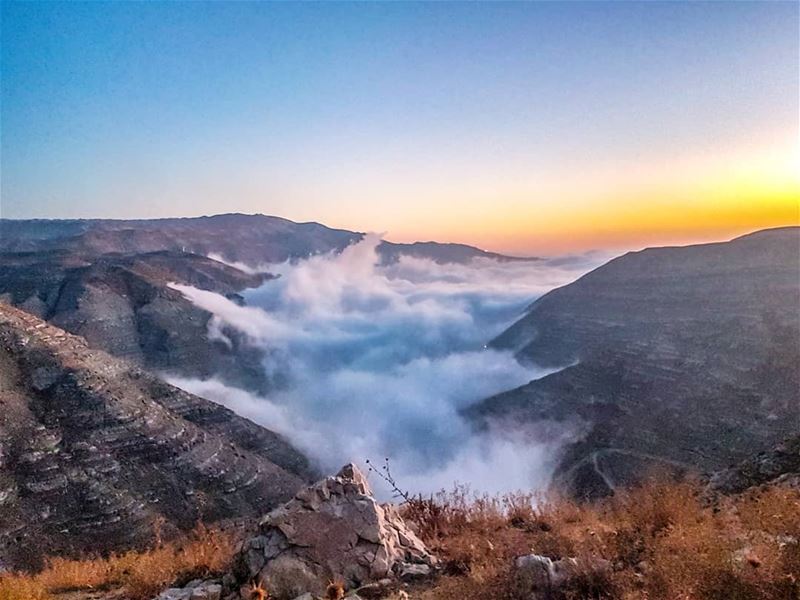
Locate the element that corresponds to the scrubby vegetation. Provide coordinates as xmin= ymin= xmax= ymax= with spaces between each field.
xmin=401 ymin=479 xmax=800 ymax=600
xmin=1 ymin=481 xmax=798 ymax=600
xmin=0 ymin=524 xmax=236 ymax=600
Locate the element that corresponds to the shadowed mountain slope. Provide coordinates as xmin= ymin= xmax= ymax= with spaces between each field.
xmin=0 ymin=250 xmax=272 ymax=392
xmin=0 ymin=214 xmax=534 ymax=392
xmin=472 ymin=227 xmax=800 ymax=498
xmin=0 ymin=303 xmax=312 ymax=570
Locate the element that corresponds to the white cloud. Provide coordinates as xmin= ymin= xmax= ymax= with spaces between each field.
xmin=169 ymin=237 xmax=603 ymax=497
xmin=207 ymin=252 xmax=273 ymax=275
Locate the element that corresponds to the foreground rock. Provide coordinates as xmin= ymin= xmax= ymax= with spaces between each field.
xmin=226 ymin=464 xmax=435 ymax=599
xmin=512 ymin=553 xmax=612 ymax=599
xmin=155 ymin=580 xmax=222 ymax=600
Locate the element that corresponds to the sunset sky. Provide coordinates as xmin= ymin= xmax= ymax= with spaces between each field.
xmin=2 ymin=1 xmax=798 ymax=254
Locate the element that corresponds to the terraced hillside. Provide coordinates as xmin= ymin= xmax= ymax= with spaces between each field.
xmin=0 ymin=303 xmax=312 ymax=570
xmin=474 ymin=227 xmax=800 ymax=497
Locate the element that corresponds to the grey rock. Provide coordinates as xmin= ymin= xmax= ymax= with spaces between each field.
xmin=154 ymin=582 xmax=221 ymax=600
xmin=709 ymin=434 xmax=800 ymax=493
xmin=191 ymin=584 xmax=222 ymax=600
xmin=398 ymin=563 xmax=431 ymax=581
xmin=513 ymin=553 xmax=611 ymax=599
xmin=228 ymin=464 xmax=435 ymax=599
xmin=155 ymin=588 xmax=190 ymax=600
xmin=354 ymin=578 xmax=395 ymax=599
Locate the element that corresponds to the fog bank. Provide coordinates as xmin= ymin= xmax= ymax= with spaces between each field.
xmin=170 ymin=237 xmax=604 ymax=496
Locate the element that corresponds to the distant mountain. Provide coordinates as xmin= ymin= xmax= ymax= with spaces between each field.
xmin=0 ymin=303 xmax=313 ymax=569
xmin=378 ymin=240 xmax=534 ymax=264
xmin=0 ymin=213 xmax=533 ymax=265
xmin=0 ymin=215 xmax=531 ymax=390
xmin=0 ymin=250 xmax=273 ymax=392
xmin=470 ymin=227 xmax=800 ymax=498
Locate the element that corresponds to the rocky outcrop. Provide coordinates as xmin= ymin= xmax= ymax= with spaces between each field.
xmin=226 ymin=464 xmax=435 ymax=599
xmin=475 ymin=227 xmax=800 ymax=498
xmin=155 ymin=580 xmax=223 ymax=600
xmin=709 ymin=435 xmax=800 ymax=493
xmin=0 ymin=303 xmax=313 ymax=570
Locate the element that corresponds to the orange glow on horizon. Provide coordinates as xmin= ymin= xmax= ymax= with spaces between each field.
xmin=376 ymin=137 xmax=800 ymax=256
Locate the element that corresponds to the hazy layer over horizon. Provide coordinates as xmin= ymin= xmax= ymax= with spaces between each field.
xmin=2 ymin=2 xmax=798 ymax=254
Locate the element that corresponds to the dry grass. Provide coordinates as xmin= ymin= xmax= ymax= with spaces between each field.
xmin=2 ymin=481 xmax=797 ymax=600
xmin=402 ymin=479 xmax=800 ymax=600
xmin=0 ymin=524 xmax=237 ymax=600
xmin=0 ymin=577 xmax=50 ymax=600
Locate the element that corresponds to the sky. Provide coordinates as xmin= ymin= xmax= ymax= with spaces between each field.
xmin=1 ymin=1 xmax=798 ymax=254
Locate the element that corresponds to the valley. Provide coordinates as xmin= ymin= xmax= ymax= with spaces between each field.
xmin=0 ymin=216 xmax=797 ymax=598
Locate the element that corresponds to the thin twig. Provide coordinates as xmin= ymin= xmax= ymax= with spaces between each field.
xmin=365 ymin=457 xmax=412 ymax=503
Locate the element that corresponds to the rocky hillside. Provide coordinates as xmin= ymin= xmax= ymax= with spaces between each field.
xmin=709 ymin=434 xmax=800 ymax=493
xmin=0 ymin=213 xmax=532 ymax=265
xmin=473 ymin=227 xmax=800 ymax=498
xmin=0 ymin=303 xmax=313 ymax=570
xmin=0 ymin=215 xmax=534 ymax=392
xmin=0 ymin=250 xmax=272 ymax=392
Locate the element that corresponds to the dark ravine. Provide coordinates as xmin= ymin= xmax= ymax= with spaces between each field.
xmin=472 ymin=227 xmax=800 ymax=498
xmin=0 ymin=303 xmax=313 ymax=570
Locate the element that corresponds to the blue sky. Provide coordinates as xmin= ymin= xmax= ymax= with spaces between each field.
xmin=1 ymin=2 xmax=797 ymax=252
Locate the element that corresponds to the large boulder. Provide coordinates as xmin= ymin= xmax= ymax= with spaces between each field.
xmin=227 ymin=464 xmax=434 ymax=599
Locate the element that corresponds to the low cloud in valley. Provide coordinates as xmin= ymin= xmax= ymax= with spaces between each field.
xmin=170 ymin=237 xmax=604 ymax=496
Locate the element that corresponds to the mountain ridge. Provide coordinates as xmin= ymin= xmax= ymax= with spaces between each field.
xmin=0 ymin=213 xmax=537 ymax=265
xmin=474 ymin=226 xmax=800 ymax=498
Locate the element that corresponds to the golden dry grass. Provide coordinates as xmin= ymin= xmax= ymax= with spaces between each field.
xmin=0 ymin=524 xmax=237 ymax=600
xmin=2 ymin=481 xmax=797 ymax=600
xmin=0 ymin=576 xmax=50 ymax=600
xmin=402 ymin=479 xmax=800 ymax=600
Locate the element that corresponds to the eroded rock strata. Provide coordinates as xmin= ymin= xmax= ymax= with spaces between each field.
xmin=0 ymin=303 xmax=312 ymax=570
xmin=475 ymin=227 xmax=800 ymax=497
xmin=0 ymin=250 xmax=271 ymax=392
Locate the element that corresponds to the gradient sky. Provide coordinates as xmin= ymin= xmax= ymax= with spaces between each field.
xmin=1 ymin=1 xmax=798 ymax=254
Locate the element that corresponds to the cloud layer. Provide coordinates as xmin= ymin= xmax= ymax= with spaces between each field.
xmin=170 ymin=237 xmax=604 ymax=496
